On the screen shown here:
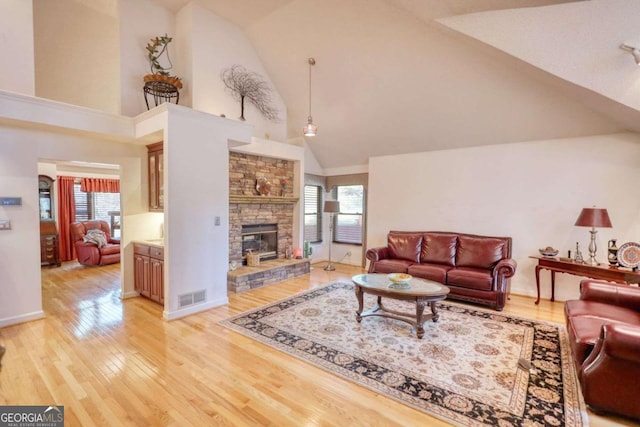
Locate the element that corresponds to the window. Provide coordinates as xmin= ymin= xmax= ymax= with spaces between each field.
xmin=74 ymin=182 xmax=121 ymax=224
xmin=333 ymin=185 xmax=364 ymax=245
xmin=303 ymin=185 xmax=322 ymax=243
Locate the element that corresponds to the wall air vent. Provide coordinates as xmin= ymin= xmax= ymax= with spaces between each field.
xmin=193 ymin=290 xmax=206 ymax=304
xmin=179 ymin=293 xmax=193 ymax=308
xmin=178 ymin=290 xmax=207 ymax=308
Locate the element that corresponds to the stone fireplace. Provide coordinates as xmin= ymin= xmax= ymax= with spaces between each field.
xmin=241 ymin=223 xmax=278 ymax=264
xmin=228 ymin=152 xmax=295 ymax=265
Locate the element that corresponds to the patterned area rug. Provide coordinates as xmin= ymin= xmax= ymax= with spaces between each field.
xmin=220 ymin=282 xmax=588 ymax=426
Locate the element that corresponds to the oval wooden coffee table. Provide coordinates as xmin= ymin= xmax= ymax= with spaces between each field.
xmin=352 ymin=273 xmax=450 ymax=339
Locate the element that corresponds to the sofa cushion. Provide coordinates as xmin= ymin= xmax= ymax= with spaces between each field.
xmin=388 ymin=232 xmax=422 ymax=263
xmin=408 ymin=263 xmax=451 ymax=283
xmin=446 ymin=267 xmax=493 ymax=291
xmin=565 ymin=300 xmax=640 ymax=325
xmin=456 ymin=236 xmax=506 ymax=269
xmin=373 ymin=259 xmax=414 ymax=274
xmin=420 ymin=233 xmax=457 ymax=266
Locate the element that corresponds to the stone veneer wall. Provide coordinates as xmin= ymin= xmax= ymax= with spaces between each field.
xmin=229 ymin=152 xmax=295 ymax=263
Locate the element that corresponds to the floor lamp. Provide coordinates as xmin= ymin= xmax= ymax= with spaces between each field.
xmin=324 ymin=200 xmax=340 ymax=271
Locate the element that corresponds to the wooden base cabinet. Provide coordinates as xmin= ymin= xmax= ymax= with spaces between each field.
xmin=134 ymin=243 xmax=164 ymax=304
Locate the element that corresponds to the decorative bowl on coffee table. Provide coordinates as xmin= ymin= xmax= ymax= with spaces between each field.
xmin=387 ymin=273 xmax=412 ymax=288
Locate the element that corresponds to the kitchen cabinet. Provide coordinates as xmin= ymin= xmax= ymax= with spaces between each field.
xmin=133 ymin=243 xmax=164 ymax=304
xmin=147 ymin=142 xmax=163 ymax=211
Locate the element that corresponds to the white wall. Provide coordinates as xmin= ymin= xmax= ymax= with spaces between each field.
xmin=0 ymin=92 xmax=147 ymax=327
xmin=163 ymin=105 xmax=251 ymax=319
xmin=119 ymin=0 xmax=175 ymax=116
xmin=0 ymin=0 xmax=35 ymax=95
xmin=368 ymin=133 xmax=640 ymax=301
xmin=178 ymin=2 xmax=287 ymax=142
xmin=33 ymin=0 xmax=120 ymax=113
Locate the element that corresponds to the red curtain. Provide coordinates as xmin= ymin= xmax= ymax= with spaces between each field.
xmin=80 ymin=178 xmax=120 ymax=193
xmin=57 ymin=176 xmax=77 ymax=261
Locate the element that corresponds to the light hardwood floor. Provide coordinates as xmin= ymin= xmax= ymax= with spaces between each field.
xmin=0 ymin=262 xmax=636 ymax=426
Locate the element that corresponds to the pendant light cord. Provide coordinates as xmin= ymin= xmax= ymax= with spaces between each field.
xmin=308 ymin=58 xmax=315 ymax=118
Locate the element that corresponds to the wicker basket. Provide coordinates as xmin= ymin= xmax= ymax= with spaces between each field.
xmin=246 ymin=252 xmax=260 ymax=267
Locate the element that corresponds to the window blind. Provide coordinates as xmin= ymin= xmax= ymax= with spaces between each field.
xmin=334 ymin=185 xmax=363 ymax=245
xmin=304 ymin=185 xmax=322 ymax=243
xmin=74 ymin=183 xmax=120 ymax=223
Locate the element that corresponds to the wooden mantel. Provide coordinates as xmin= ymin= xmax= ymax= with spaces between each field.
xmin=229 ymin=195 xmax=299 ymax=204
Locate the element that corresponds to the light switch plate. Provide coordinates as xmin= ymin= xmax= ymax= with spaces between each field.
xmin=0 ymin=220 xmax=11 ymax=230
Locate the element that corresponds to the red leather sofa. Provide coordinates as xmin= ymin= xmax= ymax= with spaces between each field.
xmin=70 ymin=220 xmax=120 ymax=266
xmin=565 ymin=280 xmax=640 ymax=421
xmin=366 ymin=231 xmax=517 ymax=310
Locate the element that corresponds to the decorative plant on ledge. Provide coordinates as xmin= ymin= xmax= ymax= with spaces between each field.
xmin=144 ymin=34 xmax=182 ymax=90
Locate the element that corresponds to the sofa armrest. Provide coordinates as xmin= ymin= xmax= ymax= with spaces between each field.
xmin=75 ymin=242 xmax=100 ymax=265
xmin=493 ymin=258 xmax=517 ymax=280
xmin=108 ymin=237 xmax=120 ymax=244
xmin=588 ymin=323 xmax=640 ymax=364
xmin=366 ymin=247 xmax=389 ymax=262
xmin=579 ymin=323 xmax=640 ymax=420
xmin=366 ymin=247 xmax=389 ymax=273
xmin=580 ymin=280 xmax=640 ymax=310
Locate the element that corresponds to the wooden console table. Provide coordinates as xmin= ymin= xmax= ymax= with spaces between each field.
xmin=530 ymin=255 xmax=640 ymax=304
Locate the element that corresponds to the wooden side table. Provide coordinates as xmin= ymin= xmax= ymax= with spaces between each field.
xmin=530 ymin=255 xmax=640 ymax=304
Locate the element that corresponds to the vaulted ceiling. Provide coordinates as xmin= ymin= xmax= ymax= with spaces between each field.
xmin=153 ymin=0 xmax=640 ymax=169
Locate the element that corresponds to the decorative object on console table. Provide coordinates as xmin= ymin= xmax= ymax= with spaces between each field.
xmin=143 ymin=34 xmax=182 ymax=109
xmin=617 ymin=242 xmax=640 ymax=270
xmin=323 ymin=200 xmax=340 ymax=271
xmin=573 ymin=242 xmax=584 ymax=263
xmin=574 ymin=207 xmax=612 ymax=265
xmin=608 ymin=238 xmax=619 ymax=266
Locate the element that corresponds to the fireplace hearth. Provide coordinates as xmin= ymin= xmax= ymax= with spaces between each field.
xmin=241 ymin=224 xmax=278 ymax=264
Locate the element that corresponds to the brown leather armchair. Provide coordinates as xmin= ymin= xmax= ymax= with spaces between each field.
xmin=70 ymin=220 xmax=120 ymax=266
xmin=565 ymin=280 xmax=640 ymax=421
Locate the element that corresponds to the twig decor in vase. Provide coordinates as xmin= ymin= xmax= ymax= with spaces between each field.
xmin=143 ymin=34 xmax=183 ymax=109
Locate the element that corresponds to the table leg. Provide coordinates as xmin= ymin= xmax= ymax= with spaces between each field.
xmin=430 ymin=301 xmax=440 ymax=322
xmin=415 ymin=299 xmax=426 ymax=339
xmin=355 ymin=285 xmax=364 ymax=323
xmin=535 ymin=265 xmax=542 ymax=305
xmin=550 ymin=270 xmax=556 ymax=302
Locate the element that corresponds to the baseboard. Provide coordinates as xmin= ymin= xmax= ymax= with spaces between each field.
xmin=121 ymin=290 xmax=140 ymax=299
xmin=0 ymin=310 xmax=45 ymax=328
xmin=162 ymin=296 xmax=229 ymax=320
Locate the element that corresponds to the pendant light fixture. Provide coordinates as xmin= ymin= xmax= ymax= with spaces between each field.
xmin=303 ymin=57 xmax=318 ymax=137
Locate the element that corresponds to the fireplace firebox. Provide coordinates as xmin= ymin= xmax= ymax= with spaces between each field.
xmin=241 ymin=224 xmax=278 ymax=264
